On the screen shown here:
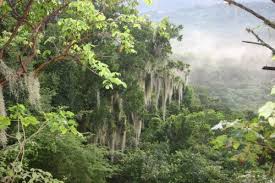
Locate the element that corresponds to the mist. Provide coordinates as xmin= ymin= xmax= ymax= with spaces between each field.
xmin=144 ymin=0 xmax=275 ymax=111
xmin=173 ymin=29 xmax=274 ymax=69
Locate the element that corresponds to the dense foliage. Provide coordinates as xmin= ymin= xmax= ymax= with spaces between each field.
xmin=0 ymin=0 xmax=274 ymax=183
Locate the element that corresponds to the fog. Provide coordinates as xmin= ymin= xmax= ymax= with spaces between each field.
xmin=172 ymin=29 xmax=274 ymax=69
xmin=142 ymin=0 xmax=275 ymax=110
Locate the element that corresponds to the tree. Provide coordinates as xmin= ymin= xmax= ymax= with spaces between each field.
xmin=211 ymin=0 xmax=275 ymax=177
xmin=224 ymin=0 xmax=275 ymax=64
xmin=0 ymin=104 xmax=80 ymax=182
xmin=0 ymin=0 xmax=153 ymax=147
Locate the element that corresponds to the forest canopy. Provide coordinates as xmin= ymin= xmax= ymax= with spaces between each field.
xmin=0 ymin=0 xmax=275 ymax=183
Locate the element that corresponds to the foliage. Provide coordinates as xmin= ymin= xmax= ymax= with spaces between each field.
xmin=0 ymin=0 xmax=274 ymax=182
xmin=29 ymin=133 xmax=114 ymax=183
xmin=211 ymin=89 xmax=275 ymax=174
xmin=0 ymin=104 xmax=80 ymax=182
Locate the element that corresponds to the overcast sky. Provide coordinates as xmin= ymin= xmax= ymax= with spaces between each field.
xmin=139 ymin=0 xmax=271 ymax=11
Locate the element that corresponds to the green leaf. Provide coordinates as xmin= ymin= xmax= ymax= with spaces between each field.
xmin=232 ymin=140 xmax=240 ymax=150
xmin=270 ymin=132 xmax=275 ymax=138
xmin=245 ymin=131 xmax=258 ymax=141
xmin=42 ymin=50 xmax=51 ymax=58
xmin=144 ymin=0 xmax=153 ymax=5
xmin=211 ymin=135 xmax=228 ymax=149
xmin=0 ymin=116 xmax=11 ymax=129
xmin=268 ymin=117 xmax=275 ymax=127
xmin=272 ymin=55 xmax=275 ymax=61
xmin=271 ymin=86 xmax=275 ymax=95
xmin=21 ymin=116 xmax=39 ymax=127
xmin=259 ymin=102 xmax=275 ymax=119
xmin=9 ymin=104 xmax=26 ymax=119
xmin=59 ymin=126 xmax=68 ymax=135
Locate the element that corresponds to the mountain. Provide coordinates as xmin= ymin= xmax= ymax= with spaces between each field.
xmin=143 ymin=2 xmax=275 ymax=33
xmin=142 ymin=1 xmax=275 ymax=111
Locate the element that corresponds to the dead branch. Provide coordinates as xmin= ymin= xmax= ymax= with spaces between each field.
xmin=263 ymin=66 xmax=275 ymax=70
xmin=242 ymin=41 xmax=264 ymax=46
xmin=242 ymin=28 xmax=275 ymax=54
xmin=224 ymin=0 xmax=275 ymax=29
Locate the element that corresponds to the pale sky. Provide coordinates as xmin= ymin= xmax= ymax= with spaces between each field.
xmin=139 ymin=0 xmax=271 ymax=12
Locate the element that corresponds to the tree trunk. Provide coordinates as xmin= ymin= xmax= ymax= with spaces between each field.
xmin=121 ymin=119 xmax=127 ymax=152
xmin=110 ymin=130 xmax=117 ymax=162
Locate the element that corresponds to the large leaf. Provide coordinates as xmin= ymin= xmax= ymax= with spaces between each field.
xmin=21 ymin=116 xmax=39 ymax=127
xmin=271 ymin=86 xmax=275 ymax=95
xmin=259 ymin=102 xmax=275 ymax=119
xmin=211 ymin=135 xmax=228 ymax=149
xmin=245 ymin=131 xmax=258 ymax=141
xmin=144 ymin=0 xmax=153 ymax=5
xmin=0 ymin=116 xmax=11 ymax=129
xmin=232 ymin=139 xmax=240 ymax=150
xmin=268 ymin=117 xmax=275 ymax=127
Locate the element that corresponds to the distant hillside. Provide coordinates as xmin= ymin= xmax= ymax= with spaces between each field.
xmin=144 ymin=1 xmax=275 ymax=111
xmin=144 ymin=2 xmax=275 ymax=34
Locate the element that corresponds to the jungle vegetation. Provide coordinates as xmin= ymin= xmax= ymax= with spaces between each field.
xmin=0 ymin=0 xmax=274 ymax=183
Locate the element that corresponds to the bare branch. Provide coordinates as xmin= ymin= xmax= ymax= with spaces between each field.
xmin=263 ymin=66 xmax=275 ymax=71
xmin=244 ymin=28 xmax=275 ymax=54
xmin=224 ymin=0 xmax=275 ymax=29
xmin=242 ymin=41 xmax=265 ymax=46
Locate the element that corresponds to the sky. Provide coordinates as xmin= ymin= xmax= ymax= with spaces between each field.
xmin=139 ymin=0 xmax=271 ymax=12
xmin=138 ymin=0 xmax=275 ymax=68
xmin=138 ymin=0 xmax=275 ymax=110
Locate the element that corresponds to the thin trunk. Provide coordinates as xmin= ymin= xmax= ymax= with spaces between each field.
xmin=110 ymin=130 xmax=116 ymax=162
xmin=132 ymin=112 xmax=142 ymax=146
xmin=136 ymin=120 xmax=142 ymax=146
xmin=121 ymin=119 xmax=127 ymax=152
xmin=96 ymin=90 xmax=100 ymax=109
xmin=270 ymin=159 xmax=275 ymax=176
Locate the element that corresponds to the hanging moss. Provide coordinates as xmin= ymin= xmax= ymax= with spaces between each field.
xmin=121 ymin=119 xmax=127 ymax=152
xmin=96 ymin=89 xmax=101 ymax=109
xmin=0 ymin=60 xmax=19 ymax=98
xmin=141 ymin=60 xmax=190 ymax=120
xmin=131 ymin=112 xmax=142 ymax=146
xmin=24 ymin=72 xmax=41 ymax=109
xmin=0 ymin=85 xmax=7 ymax=148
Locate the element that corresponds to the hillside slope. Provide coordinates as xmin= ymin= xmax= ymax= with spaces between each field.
xmin=145 ymin=1 xmax=275 ymax=111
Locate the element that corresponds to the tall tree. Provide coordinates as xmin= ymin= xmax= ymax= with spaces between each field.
xmin=0 ymin=0 xmax=151 ymax=147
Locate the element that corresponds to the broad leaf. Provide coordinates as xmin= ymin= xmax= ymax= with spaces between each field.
xmin=21 ymin=116 xmax=39 ymax=127
xmin=144 ymin=0 xmax=153 ymax=5
xmin=0 ymin=116 xmax=11 ymax=129
xmin=268 ymin=117 xmax=275 ymax=127
xmin=259 ymin=102 xmax=275 ymax=119
xmin=271 ymin=86 xmax=275 ymax=95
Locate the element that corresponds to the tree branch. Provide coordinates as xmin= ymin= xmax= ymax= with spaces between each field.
xmin=243 ymin=28 xmax=275 ymax=54
xmin=0 ymin=0 xmax=34 ymax=58
xmin=224 ymin=0 xmax=275 ymax=29
xmin=33 ymin=41 xmax=75 ymax=77
xmin=242 ymin=41 xmax=265 ymax=46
